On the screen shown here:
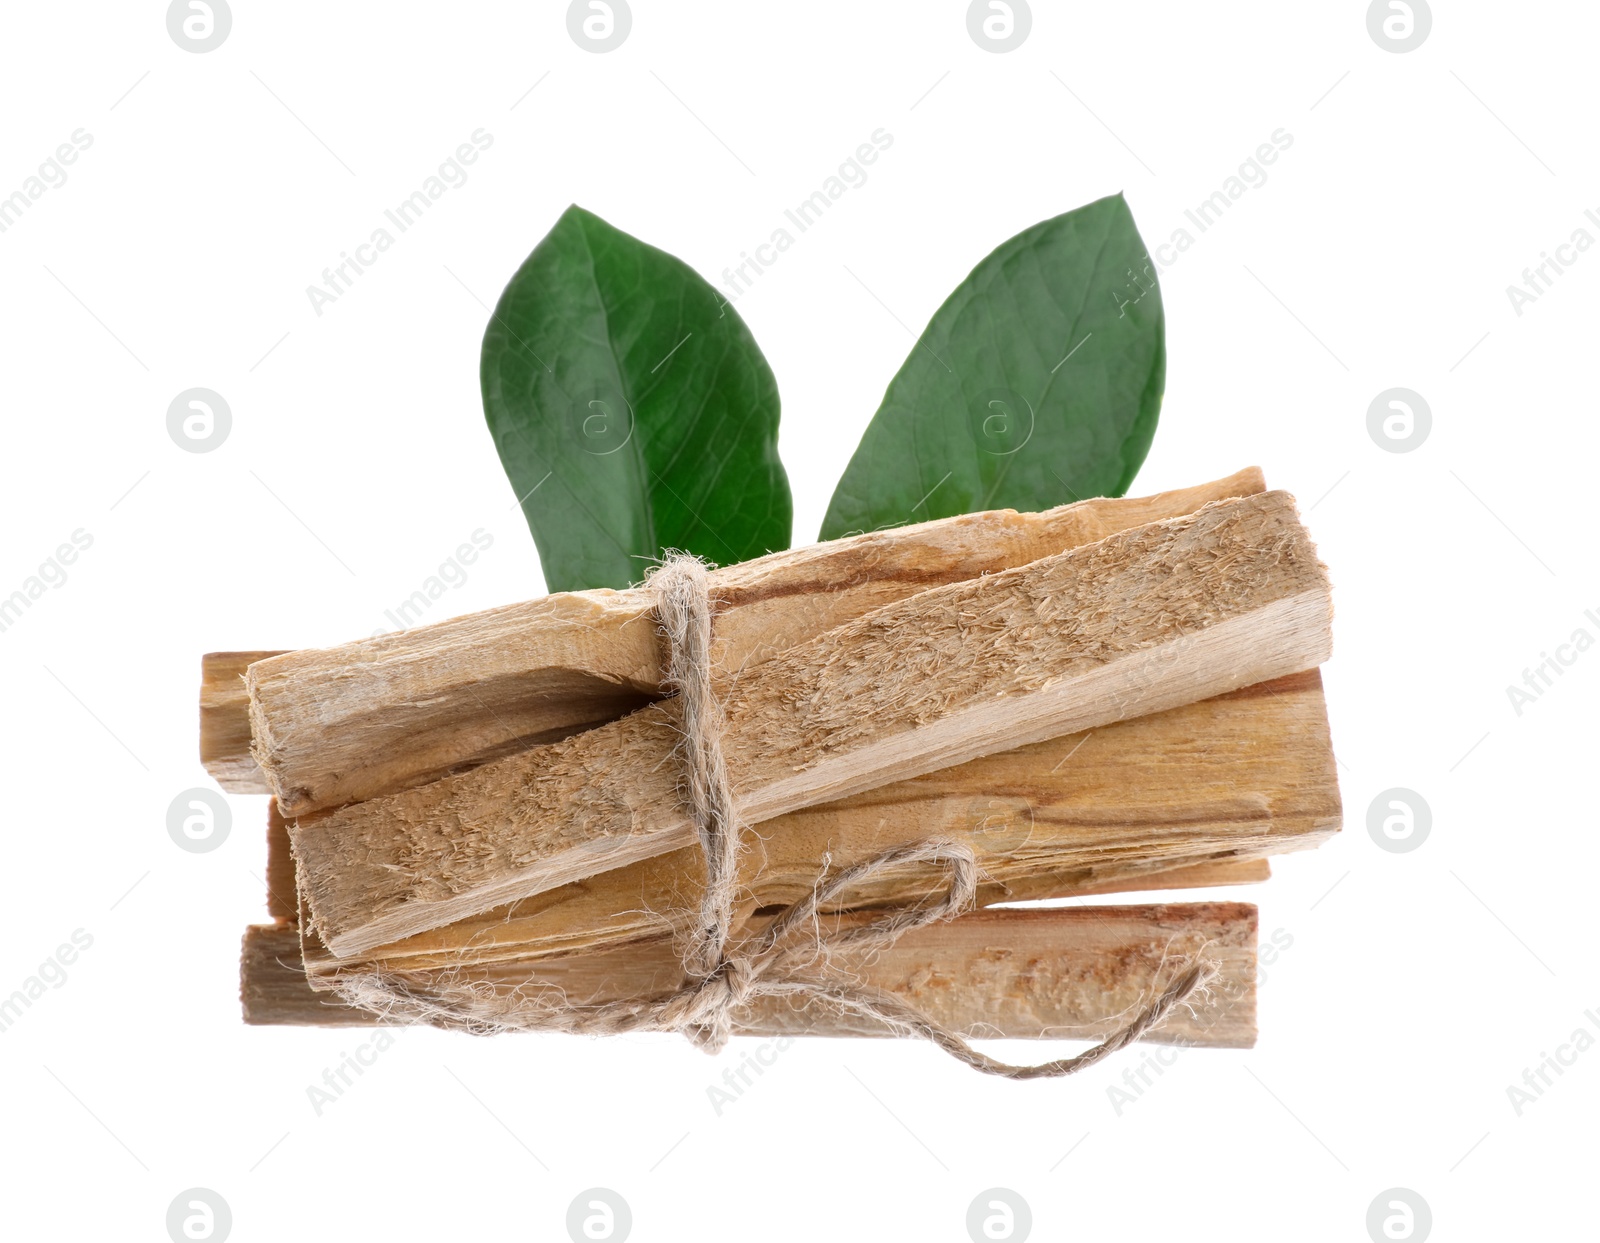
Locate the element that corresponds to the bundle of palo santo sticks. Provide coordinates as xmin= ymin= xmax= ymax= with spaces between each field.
xmin=207 ymin=468 xmax=1339 ymax=1065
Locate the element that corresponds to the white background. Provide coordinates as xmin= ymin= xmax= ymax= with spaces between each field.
xmin=1 ymin=1 xmax=1595 ymax=1239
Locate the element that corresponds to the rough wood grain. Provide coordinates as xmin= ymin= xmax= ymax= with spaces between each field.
xmin=244 ymin=903 xmax=1258 ymax=1047
xmin=246 ymin=470 xmax=1265 ymax=815
xmin=1056 ymin=855 xmax=1270 ymax=897
xmin=242 ymin=923 xmax=373 ymax=1026
xmin=266 ymin=802 xmax=296 ymax=922
xmin=294 ymin=491 xmax=1332 ymax=958
xmin=201 ymin=651 xmax=283 ymax=794
xmin=301 ymin=854 xmax=1274 ymax=980
xmin=269 ymin=805 xmax=1268 ymax=941
xmin=307 ymin=672 xmax=1326 ymax=975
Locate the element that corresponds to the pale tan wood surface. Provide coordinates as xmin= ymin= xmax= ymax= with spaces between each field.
xmin=244 ymin=470 xmax=1266 ymax=815
xmin=292 ymin=491 xmax=1331 ymax=958
xmin=245 ymin=903 xmax=1258 ymax=1047
xmin=305 ymin=672 xmax=1327 ymax=975
xmin=265 ymin=801 xmax=296 ymax=922
xmin=200 ymin=651 xmax=283 ymax=794
xmin=268 ymin=804 xmax=1269 ymax=945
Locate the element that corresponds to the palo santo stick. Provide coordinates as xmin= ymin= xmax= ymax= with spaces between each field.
xmin=266 ymin=802 xmax=296 ymax=922
xmin=301 ymin=856 xmax=1270 ymax=983
xmin=242 ymin=923 xmax=374 ymax=1027
xmin=294 ymin=491 xmax=1332 ymax=958
xmin=246 ymin=469 xmax=1265 ymax=815
xmin=201 ymin=651 xmax=283 ymax=794
xmin=262 ymin=773 xmax=1274 ymax=945
xmin=308 ymin=672 xmax=1325 ymax=975
xmin=246 ymin=903 xmax=1258 ymax=1047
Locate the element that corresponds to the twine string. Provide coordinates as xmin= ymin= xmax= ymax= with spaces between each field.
xmin=640 ymin=552 xmax=1218 ymax=1078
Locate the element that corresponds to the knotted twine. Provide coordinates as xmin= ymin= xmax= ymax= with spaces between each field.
xmin=333 ymin=555 xmax=1218 ymax=1077
xmin=631 ymin=553 xmax=1218 ymax=1078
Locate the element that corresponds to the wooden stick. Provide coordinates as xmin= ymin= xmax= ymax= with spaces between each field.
xmin=302 ymin=856 xmax=1271 ymax=984
xmin=266 ymin=802 xmax=296 ymax=922
xmin=243 ymin=470 xmax=1265 ymax=814
xmin=242 ymin=923 xmax=374 ymax=1027
xmin=201 ymin=651 xmax=283 ymax=795
xmin=269 ymin=802 xmax=1269 ymax=941
xmin=305 ymin=672 xmax=1325 ymax=975
xmin=292 ymin=491 xmax=1331 ymax=958
xmin=264 ymin=774 xmax=1274 ymax=973
xmin=264 ymin=772 xmax=1276 ymax=961
xmin=244 ymin=902 xmax=1258 ymax=1047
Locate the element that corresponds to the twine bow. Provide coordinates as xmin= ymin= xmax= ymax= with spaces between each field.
xmin=644 ymin=553 xmax=1218 ymax=1079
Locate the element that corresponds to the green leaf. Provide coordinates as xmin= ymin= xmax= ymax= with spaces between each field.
xmin=819 ymin=193 xmax=1164 ymax=540
xmin=482 ymin=204 xmax=791 ymax=592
